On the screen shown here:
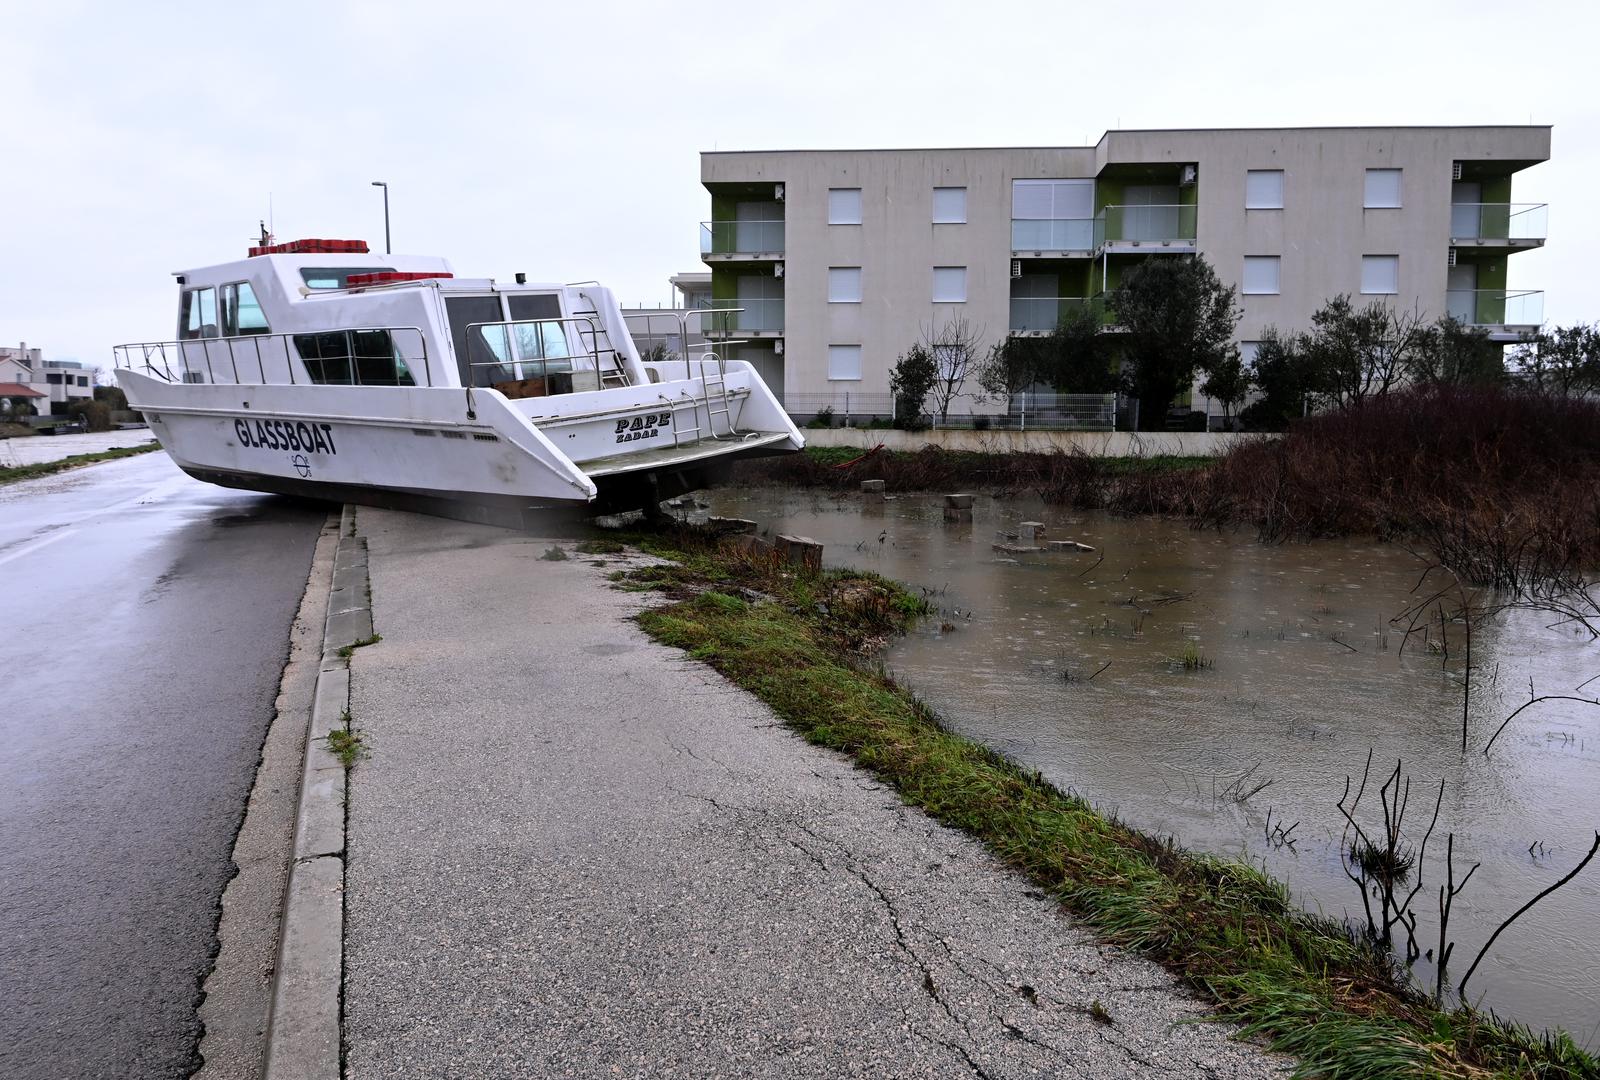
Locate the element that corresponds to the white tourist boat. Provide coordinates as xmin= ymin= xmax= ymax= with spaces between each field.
xmin=114 ymin=238 xmax=802 ymax=523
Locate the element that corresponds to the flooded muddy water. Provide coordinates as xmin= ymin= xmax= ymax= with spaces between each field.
xmin=705 ymin=487 xmax=1600 ymax=1046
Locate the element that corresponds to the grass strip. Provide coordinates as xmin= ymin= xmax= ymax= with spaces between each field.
xmin=618 ymin=524 xmax=1597 ymax=1080
xmin=0 ymin=441 xmax=162 ymax=486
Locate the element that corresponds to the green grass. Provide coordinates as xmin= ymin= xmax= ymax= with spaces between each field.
xmin=336 ymin=633 xmax=382 ymax=659
xmin=0 ymin=442 xmax=162 ymax=486
xmin=618 ymin=523 xmax=1597 ymax=1080
xmin=540 ymin=545 xmax=570 ymax=561
xmin=324 ymin=717 xmax=367 ymax=769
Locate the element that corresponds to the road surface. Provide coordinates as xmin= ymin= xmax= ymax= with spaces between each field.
xmin=0 ymin=453 xmax=325 ymax=1080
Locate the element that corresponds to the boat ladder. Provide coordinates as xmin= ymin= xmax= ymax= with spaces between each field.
xmin=667 ymin=351 xmax=736 ymax=447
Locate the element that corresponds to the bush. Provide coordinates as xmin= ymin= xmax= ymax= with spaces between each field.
xmin=972 ymin=414 xmax=992 ymax=431
xmin=805 ymin=406 xmax=835 ymax=430
xmin=889 ymin=345 xmax=937 ymax=430
xmin=67 ymin=399 xmax=113 ymax=432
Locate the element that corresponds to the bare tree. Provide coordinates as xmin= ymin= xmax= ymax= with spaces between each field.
xmin=921 ymin=317 xmax=986 ymax=423
xmin=1303 ymin=295 xmax=1430 ymax=407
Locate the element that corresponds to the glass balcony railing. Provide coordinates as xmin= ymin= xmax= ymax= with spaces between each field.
xmin=1008 ymin=297 xmax=1097 ymax=333
xmin=1449 ymin=203 xmax=1548 ymax=242
xmin=1011 ymin=218 xmax=1095 ymax=251
xmin=1445 ymin=289 xmax=1544 ymax=327
xmin=1096 ymin=204 xmax=1197 ymax=245
xmin=699 ymin=220 xmax=785 ymax=256
xmin=702 ymin=298 xmax=784 ymax=334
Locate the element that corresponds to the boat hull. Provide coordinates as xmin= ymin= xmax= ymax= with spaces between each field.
xmin=118 ymin=371 xmax=801 ymax=520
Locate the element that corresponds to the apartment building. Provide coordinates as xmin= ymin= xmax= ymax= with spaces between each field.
xmin=698 ymin=126 xmax=1550 ymax=416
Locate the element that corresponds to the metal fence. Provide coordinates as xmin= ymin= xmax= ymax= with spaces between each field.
xmin=783 ymin=392 xmax=1118 ymax=431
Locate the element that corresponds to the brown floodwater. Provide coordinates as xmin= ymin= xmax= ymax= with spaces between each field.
xmin=703 ymin=487 xmax=1600 ymax=1048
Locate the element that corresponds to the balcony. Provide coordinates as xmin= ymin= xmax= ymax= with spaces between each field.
xmin=700 ymin=298 xmax=784 ymax=338
xmin=1011 ymin=218 xmax=1095 ymax=255
xmin=1449 ymin=203 xmax=1548 ymax=249
xmin=699 ymin=220 xmax=785 ymax=261
xmin=1008 ymin=296 xmax=1098 ymax=335
xmin=1095 ymin=204 xmax=1197 ymax=250
xmin=1445 ymin=289 xmax=1544 ymax=340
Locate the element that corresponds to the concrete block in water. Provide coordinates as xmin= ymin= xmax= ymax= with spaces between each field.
xmin=1046 ymin=539 xmax=1096 ymax=553
xmin=1018 ymin=521 xmax=1046 ymax=545
xmin=944 ymin=493 xmax=974 ymax=509
xmin=707 ymin=516 xmax=759 ymax=534
xmin=727 ymin=533 xmax=774 ymax=557
xmin=775 ymin=534 xmax=823 ymax=572
xmin=860 ymin=479 xmax=886 ymax=494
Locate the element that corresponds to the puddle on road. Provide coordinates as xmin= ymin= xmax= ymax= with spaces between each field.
xmin=704 ymin=486 xmax=1600 ymax=1047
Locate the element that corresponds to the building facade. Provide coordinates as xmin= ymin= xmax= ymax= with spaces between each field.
xmin=698 ymin=127 xmax=1550 ymax=418
xmin=0 ymin=341 xmax=95 ymax=414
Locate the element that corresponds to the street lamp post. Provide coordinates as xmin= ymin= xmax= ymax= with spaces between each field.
xmin=371 ymin=181 xmax=390 ymax=254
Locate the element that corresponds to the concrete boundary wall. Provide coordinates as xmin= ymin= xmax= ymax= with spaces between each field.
xmin=801 ymin=427 xmax=1262 ymax=456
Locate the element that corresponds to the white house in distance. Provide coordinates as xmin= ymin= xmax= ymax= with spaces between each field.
xmin=0 ymin=341 xmax=95 ymax=415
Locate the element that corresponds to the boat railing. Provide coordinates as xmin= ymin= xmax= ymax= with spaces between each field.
xmin=113 ymin=327 xmax=433 ymax=388
xmin=463 ymin=315 xmax=634 ymax=393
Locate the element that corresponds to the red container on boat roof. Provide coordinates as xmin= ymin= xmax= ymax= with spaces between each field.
xmin=344 ymin=271 xmax=454 ymax=288
xmin=247 ymin=238 xmax=371 ymax=256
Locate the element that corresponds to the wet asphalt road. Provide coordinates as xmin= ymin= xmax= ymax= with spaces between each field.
xmin=0 ymin=453 xmax=325 ymax=1080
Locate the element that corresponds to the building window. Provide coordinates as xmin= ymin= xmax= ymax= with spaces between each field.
xmin=46 ymin=373 xmax=62 ymax=384
xmin=932 ymin=266 xmax=967 ymax=303
xmin=1364 ymin=168 xmax=1402 ymax=208
xmin=827 ymin=267 xmax=862 ymax=303
xmin=827 ymin=344 xmax=863 ymax=381
xmin=1245 ymin=170 xmax=1284 ymax=209
xmin=1238 ymin=341 xmax=1262 ymax=367
xmin=933 ymin=186 xmax=967 ymax=224
xmin=1242 ymin=256 xmax=1281 ymax=295
xmin=76 ymin=376 xmax=89 ymax=387
xmin=1361 ymin=255 xmax=1399 ymax=294
xmin=828 ymin=188 xmax=862 ymax=225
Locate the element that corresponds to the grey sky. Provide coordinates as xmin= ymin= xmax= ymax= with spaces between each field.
xmin=3 ymin=0 xmax=1593 ymax=371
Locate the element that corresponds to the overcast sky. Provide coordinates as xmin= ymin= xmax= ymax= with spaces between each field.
xmin=3 ymin=0 xmax=1593 ymax=370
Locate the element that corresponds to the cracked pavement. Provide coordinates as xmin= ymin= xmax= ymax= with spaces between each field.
xmin=343 ymin=509 xmax=1290 ymax=1078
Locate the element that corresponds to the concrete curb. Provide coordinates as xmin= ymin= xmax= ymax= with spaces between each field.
xmin=264 ymin=506 xmax=371 ymax=1080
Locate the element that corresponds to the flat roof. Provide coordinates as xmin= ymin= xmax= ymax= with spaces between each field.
xmin=700 ymin=124 xmax=1553 ymax=156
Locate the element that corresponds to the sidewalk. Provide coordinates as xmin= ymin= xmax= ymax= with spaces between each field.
xmin=342 ymin=508 xmax=1287 ymax=1079
xmin=0 ymin=428 xmax=155 ymax=467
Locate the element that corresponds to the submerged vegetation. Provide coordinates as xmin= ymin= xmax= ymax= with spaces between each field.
xmin=615 ymin=521 xmax=1597 ymax=1079
xmin=735 ymin=385 xmax=1600 ymax=591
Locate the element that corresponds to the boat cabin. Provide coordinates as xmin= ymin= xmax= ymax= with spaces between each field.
xmin=152 ymin=238 xmax=648 ymax=397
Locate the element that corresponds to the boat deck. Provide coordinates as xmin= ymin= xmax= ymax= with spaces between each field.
xmin=578 ymin=431 xmax=792 ymax=478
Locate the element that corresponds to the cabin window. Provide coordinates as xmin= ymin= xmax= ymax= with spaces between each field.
xmin=300 ymin=266 xmax=396 ymax=290
xmin=179 ymin=288 xmax=219 ymax=339
xmin=292 ymin=329 xmax=415 ymax=386
xmin=221 ymin=282 xmax=270 ymax=336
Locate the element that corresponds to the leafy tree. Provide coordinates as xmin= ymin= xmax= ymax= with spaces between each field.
xmin=1199 ymin=345 xmax=1249 ymax=429
xmin=978 ymin=305 xmax=1113 ymax=400
xmin=1241 ymin=328 xmax=1320 ymax=431
xmin=94 ymin=383 xmax=129 ymax=411
xmin=1511 ymin=324 xmax=1600 ymax=397
xmin=1405 ymin=316 xmax=1504 ymax=387
xmin=888 ymin=344 xmax=937 ymax=430
xmin=1108 ymin=256 xmax=1239 ymax=430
